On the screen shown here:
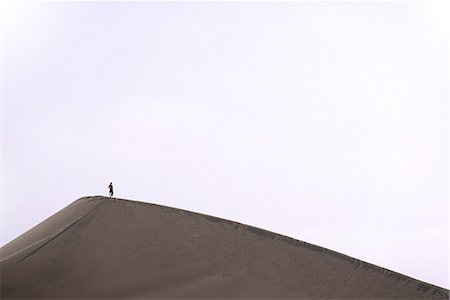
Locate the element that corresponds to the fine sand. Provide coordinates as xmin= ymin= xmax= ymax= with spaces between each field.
xmin=1 ymin=196 xmax=448 ymax=299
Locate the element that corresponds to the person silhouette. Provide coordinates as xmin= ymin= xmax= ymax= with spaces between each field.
xmin=108 ymin=182 xmax=114 ymax=197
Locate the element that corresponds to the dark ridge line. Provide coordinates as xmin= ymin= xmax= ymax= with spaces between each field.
xmin=15 ymin=214 xmax=88 ymax=266
xmin=78 ymin=196 xmax=449 ymax=294
xmin=0 ymin=196 xmax=105 ymax=252
xmin=7 ymin=199 xmax=106 ymax=265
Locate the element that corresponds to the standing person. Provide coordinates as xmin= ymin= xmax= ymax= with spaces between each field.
xmin=108 ymin=182 xmax=114 ymax=197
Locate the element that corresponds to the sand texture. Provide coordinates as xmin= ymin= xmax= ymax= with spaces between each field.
xmin=1 ymin=196 xmax=448 ymax=299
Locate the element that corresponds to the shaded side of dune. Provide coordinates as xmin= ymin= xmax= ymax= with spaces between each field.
xmin=1 ymin=196 xmax=448 ymax=299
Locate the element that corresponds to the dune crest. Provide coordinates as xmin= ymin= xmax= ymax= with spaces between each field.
xmin=1 ymin=196 xmax=448 ymax=299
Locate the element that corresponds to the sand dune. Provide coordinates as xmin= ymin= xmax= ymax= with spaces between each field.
xmin=1 ymin=196 xmax=448 ymax=299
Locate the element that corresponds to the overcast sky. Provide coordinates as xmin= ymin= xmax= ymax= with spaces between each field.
xmin=1 ymin=1 xmax=448 ymax=288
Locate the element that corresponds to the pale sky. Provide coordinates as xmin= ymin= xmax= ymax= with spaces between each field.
xmin=1 ymin=1 xmax=448 ymax=289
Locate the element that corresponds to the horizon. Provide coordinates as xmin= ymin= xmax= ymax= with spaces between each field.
xmin=3 ymin=195 xmax=449 ymax=293
xmin=3 ymin=195 xmax=448 ymax=298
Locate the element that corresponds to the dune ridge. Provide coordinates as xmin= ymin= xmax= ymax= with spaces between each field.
xmin=1 ymin=196 xmax=448 ymax=299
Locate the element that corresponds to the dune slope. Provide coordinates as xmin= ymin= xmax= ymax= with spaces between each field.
xmin=1 ymin=196 xmax=448 ymax=299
